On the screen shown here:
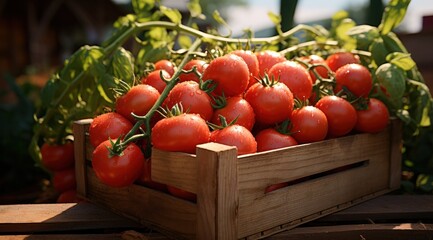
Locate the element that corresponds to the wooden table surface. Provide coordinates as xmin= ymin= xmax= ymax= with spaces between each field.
xmin=1 ymin=195 xmax=433 ymax=240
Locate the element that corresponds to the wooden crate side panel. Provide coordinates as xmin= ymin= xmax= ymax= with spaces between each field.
xmin=237 ymin=129 xmax=390 ymax=202
xmin=85 ymin=168 xmax=197 ymax=239
xmin=73 ymin=119 xmax=92 ymax=197
xmin=237 ymin=147 xmax=391 ymax=238
xmin=389 ymin=120 xmax=402 ymax=189
xmin=151 ymin=148 xmax=198 ymax=194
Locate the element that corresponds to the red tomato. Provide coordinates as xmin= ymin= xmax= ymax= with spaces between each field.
xmin=244 ymin=81 xmax=294 ymax=126
xmin=52 ymin=168 xmax=76 ymax=193
xmin=355 ymin=98 xmax=390 ymax=133
xmin=298 ymin=55 xmax=329 ymax=82
xmin=154 ymin=59 xmax=176 ymax=76
xmin=210 ymin=125 xmax=257 ymax=155
xmin=178 ymin=59 xmax=208 ymax=83
xmin=325 ymin=52 xmax=360 ymax=72
xmin=255 ymin=128 xmax=298 ymax=152
xmin=40 ymin=141 xmax=74 ymax=171
xmin=268 ymin=60 xmax=313 ymax=100
xmin=141 ymin=69 xmax=171 ymax=93
xmin=137 ymin=158 xmax=167 ymax=192
xmin=334 ymin=63 xmax=373 ymax=98
xmin=290 ymin=106 xmax=328 ymax=144
xmin=211 ymin=96 xmax=255 ymax=131
xmin=89 ymin=112 xmax=133 ymax=148
xmin=201 ymin=54 xmax=249 ymax=97
xmin=167 ymin=185 xmax=197 ymax=202
xmin=163 ymin=81 xmax=213 ymax=121
xmin=151 ymin=113 xmax=210 ymax=154
xmin=315 ymin=96 xmax=358 ymax=138
xmin=115 ymin=84 xmax=160 ymax=123
xmin=92 ymin=140 xmax=144 ymax=188
xmin=231 ymin=50 xmax=260 ymax=88
xmin=255 ymin=50 xmax=286 ymax=78
xmin=56 ymin=189 xmax=83 ymax=203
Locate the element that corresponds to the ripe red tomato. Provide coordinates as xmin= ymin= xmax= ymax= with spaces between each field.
xmin=57 ymin=189 xmax=83 ymax=203
xmin=89 ymin=112 xmax=133 ymax=148
xmin=255 ymin=128 xmax=298 ymax=152
xmin=40 ymin=141 xmax=74 ymax=171
xmin=137 ymin=158 xmax=167 ymax=192
xmin=334 ymin=63 xmax=373 ymax=98
xmin=115 ymin=84 xmax=160 ymax=123
xmin=355 ymin=98 xmax=390 ymax=133
xmin=244 ymin=81 xmax=294 ymax=126
xmin=154 ymin=59 xmax=176 ymax=76
xmin=163 ymin=81 xmax=213 ymax=121
xmin=92 ymin=140 xmax=144 ymax=188
xmin=141 ymin=69 xmax=171 ymax=93
xmin=211 ymin=96 xmax=255 ymax=131
xmin=201 ymin=54 xmax=249 ymax=97
xmin=231 ymin=50 xmax=260 ymax=88
xmin=325 ymin=52 xmax=360 ymax=72
xmin=290 ymin=106 xmax=328 ymax=143
xmin=268 ymin=60 xmax=313 ymax=100
xmin=210 ymin=125 xmax=257 ymax=155
xmin=151 ymin=113 xmax=210 ymax=154
xmin=52 ymin=167 xmax=76 ymax=193
xmin=315 ymin=95 xmax=358 ymax=138
xmin=255 ymin=50 xmax=286 ymax=77
xmin=298 ymin=55 xmax=329 ymax=82
xmin=178 ymin=59 xmax=208 ymax=83
xmin=167 ymin=185 xmax=197 ymax=202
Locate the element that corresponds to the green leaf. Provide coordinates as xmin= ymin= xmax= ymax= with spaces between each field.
xmin=132 ymin=0 xmax=155 ymax=15
xmin=378 ymin=0 xmax=411 ymax=35
xmin=149 ymin=27 xmax=168 ymax=42
xmin=178 ymin=34 xmax=192 ymax=49
xmin=416 ymin=174 xmax=433 ymax=193
xmin=187 ymin=0 xmax=205 ymax=19
xmin=160 ymin=6 xmax=182 ymax=24
xmin=346 ymin=25 xmax=379 ymax=50
xmin=375 ymin=63 xmax=406 ymax=109
xmin=335 ymin=18 xmax=356 ymax=50
xmin=386 ymin=52 xmax=416 ymax=71
xmin=39 ymin=76 xmax=61 ymax=109
xmin=369 ymin=37 xmax=388 ymax=66
xmin=268 ymin=11 xmax=281 ymax=26
xmin=108 ymin=47 xmax=135 ymax=84
xmin=212 ymin=10 xmax=227 ymax=26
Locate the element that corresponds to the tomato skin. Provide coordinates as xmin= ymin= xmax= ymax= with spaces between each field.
xmin=141 ymin=70 xmax=171 ymax=93
xmin=334 ymin=63 xmax=373 ymax=98
xmin=315 ymin=96 xmax=358 ymax=138
xmin=57 ymin=189 xmax=82 ymax=203
xmin=290 ymin=106 xmax=328 ymax=144
xmin=255 ymin=50 xmax=286 ymax=77
xmin=202 ymin=54 xmax=249 ymax=97
xmin=211 ymin=96 xmax=255 ymax=131
xmin=255 ymin=128 xmax=298 ymax=152
xmin=154 ymin=59 xmax=176 ymax=76
xmin=298 ymin=55 xmax=329 ymax=82
xmin=268 ymin=60 xmax=313 ymax=100
xmin=231 ymin=50 xmax=260 ymax=88
xmin=116 ymin=84 xmax=160 ymax=123
xmin=355 ymin=98 xmax=390 ymax=133
xmin=92 ymin=140 xmax=144 ymax=188
xmin=52 ymin=168 xmax=76 ymax=193
xmin=178 ymin=59 xmax=208 ymax=83
xmin=325 ymin=52 xmax=360 ymax=72
xmin=244 ymin=82 xmax=294 ymax=126
xmin=89 ymin=112 xmax=133 ymax=148
xmin=210 ymin=125 xmax=257 ymax=155
xmin=163 ymin=81 xmax=214 ymax=121
xmin=137 ymin=158 xmax=167 ymax=192
xmin=151 ymin=113 xmax=210 ymax=154
xmin=167 ymin=185 xmax=197 ymax=202
xmin=40 ymin=142 xmax=74 ymax=171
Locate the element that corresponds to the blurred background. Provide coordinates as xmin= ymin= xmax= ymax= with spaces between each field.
xmin=1 ymin=0 xmax=432 ymax=204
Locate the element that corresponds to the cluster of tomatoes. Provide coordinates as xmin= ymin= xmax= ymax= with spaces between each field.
xmin=88 ymin=49 xmax=390 ymax=200
xmin=40 ymin=141 xmax=82 ymax=203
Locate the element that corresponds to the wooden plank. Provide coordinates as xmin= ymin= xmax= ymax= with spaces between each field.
xmin=267 ymin=223 xmax=433 ymax=240
xmin=196 ymin=142 xmax=238 ymax=240
xmin=73 ymin=119 xmax=93 ymax=197
xmin=0 ymin=203 xmax=140 ymax=233
xmin=151 ymin=148 xmax=198 ymax=194
xmin=319 ymin=195 xmax=433 ymax=222
xmin=389 ymin=120 xmax=402 ymax=189
xmin=0 ymin=232 xmax=169 ymax=240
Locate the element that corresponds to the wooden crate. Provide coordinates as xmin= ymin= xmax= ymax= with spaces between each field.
xmin=73 ymin=119 xmax=402 ymax=239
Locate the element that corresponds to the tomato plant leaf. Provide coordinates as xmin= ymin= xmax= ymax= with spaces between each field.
xmin=416 ymin=174 xmax=433 ymax=193
xmin=369 ymin=37 xmax=388 ymax=67
xmin=178 ymin=34 xmax=192 ymax=49
xmin=187 ymin=0 xmax=205 ymax=20
xmin=108 ymin=47 xmax=135 ymax=85
xmin=160 ymin=6 xmax=182 ymax=24
xmin=346 ymin=25 xmax=379 ymax=50
xmin=132 ymin=0 xmax=155 ymax=15
xmin=378 ymin=0 xmax=411 ymax=35
xmin=386 ymin=52 xmax=416 ymax=71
